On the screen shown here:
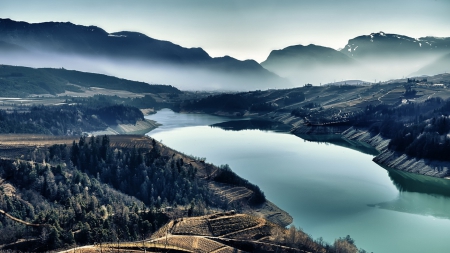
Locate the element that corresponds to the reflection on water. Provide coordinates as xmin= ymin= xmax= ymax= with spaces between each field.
xmin=146 ymin=109 xmax=450 ymax=253
xmin=386 ymin=168 xmax=450 ymax=196
xmin=296 ymin=133 xmax=379 ymax=156
xmin=210 ymin=119 xmax=292 ymax=132
xmin=300 ymin=134 xmax=450 ymax=219
xmin=299 ymin=133 xmax=450 ymax=198
xmin=370 ymin=191 xmax=450 ymax=220
xmin=214 ymin=122 xmax=450 ymax=220
xmin=372 ymin=168 xmax=450 ymax=219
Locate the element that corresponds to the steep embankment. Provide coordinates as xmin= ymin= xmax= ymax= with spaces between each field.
xmin=156 ymin=139 xmax=293 ymax=227
xmin=341 ymin=128 xmax=450 ymax=178
xmin=264 ymin=109 xmax=450 ymax=179
xmin=292 ymin=122 xmax=450 ymax=178
xmin=88 ymin=118 xmax=160 ymax=136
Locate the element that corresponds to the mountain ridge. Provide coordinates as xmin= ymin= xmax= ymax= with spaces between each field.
xmin=341 ymin=31 xmax=450 ymax=59
xmin=261 ymin=31 xmax=450 ymax=85
xmin=0 ymin=18 xmax=287 ymax=91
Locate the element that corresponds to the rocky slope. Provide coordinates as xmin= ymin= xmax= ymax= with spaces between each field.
xmin=293 ymin=122 xmax=450 ymax=178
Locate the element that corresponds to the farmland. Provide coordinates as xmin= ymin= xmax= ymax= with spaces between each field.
xmin=60 ymin=212 xmax=320 ymax=253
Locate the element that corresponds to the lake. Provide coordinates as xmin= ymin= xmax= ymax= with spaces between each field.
xmin=146 ymin=109 xmax=450 ymax=253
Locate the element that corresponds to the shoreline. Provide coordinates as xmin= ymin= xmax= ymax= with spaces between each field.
xmin=291 ymin=122 xmax=450 ymax=179
xmin=193 ymin=109 xmax=450 ymax=180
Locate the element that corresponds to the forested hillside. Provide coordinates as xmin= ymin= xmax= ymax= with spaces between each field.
xmin=0 ymin=136 xmax=204 ymax=251
xmin=0 ymin=135 xmax=267 ymax=251
xmin=0 ymin=104 xmax=143 ymax=135
xmin=354 ymin=97 xmax=450 ymax=162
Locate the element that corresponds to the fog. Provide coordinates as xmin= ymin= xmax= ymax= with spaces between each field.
xmin=263 ymin=53 xmax=446 ymax=86
xmin=0 ymin=48 xmax=447 ymax=92
xmin=0 ymin=50 xmax=290 ymax=91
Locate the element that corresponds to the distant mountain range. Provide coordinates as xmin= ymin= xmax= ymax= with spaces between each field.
xmin=262 ymin=32 xmax=450 ymax=85
xmin=342 ymin=32 xmax=450 ymax=58
xmin=0 ymin=18 xmax=449 ymax=89
xmin=0 ymin=18 xmax=287 ymax=91
xmin=261 ymin=44 xmax=359 ymax=85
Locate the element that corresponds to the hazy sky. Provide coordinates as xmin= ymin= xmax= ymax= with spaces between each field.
xmin=1 ymin=0 xmax=449 ymax=62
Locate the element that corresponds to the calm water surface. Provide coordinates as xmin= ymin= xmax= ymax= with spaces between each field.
xmin=146 ymin=109 xmax=450 ymax=253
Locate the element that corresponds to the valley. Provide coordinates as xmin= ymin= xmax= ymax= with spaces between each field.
xmin=0 ymin=10 xmax=449 ymax=252
xmin=1 ymin=63 xmax=450 ymax=252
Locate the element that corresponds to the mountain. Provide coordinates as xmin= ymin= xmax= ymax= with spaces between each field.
xmin=0 ymin=18 xmax=287 ymax=91
xmin=262 ymin=44 xmax=356 ymax=70
xmin=340 ymin=32 xmax=450 ymax=81
xmin=0 ymin=40 xmax=28 ymax=53
xmin=341 ymin=32 xmax=450 ymax=59
xmin=262 ymin=32 xmax=450 ymax=85
xmin=0 ymin=18 xmax=209 ymax=63
xmin=261 ymin=44 xmax=362 ymax=85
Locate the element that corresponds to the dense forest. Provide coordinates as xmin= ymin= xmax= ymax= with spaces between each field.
xmin=0 ymin=134 xmax=267 ymax=251
xmin=348 ymin=97 xmax=450 ymax=161
xmin=0 ymin=104 xmax=143 ymax=135
xmin=0 ymin=136 xmax=203 ymax=250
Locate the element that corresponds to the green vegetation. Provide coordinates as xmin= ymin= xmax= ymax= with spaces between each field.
xmin=42 ymin=68 xmax=180 ymax=94
xmin=0 ymin=65 xmax=179 ymax=97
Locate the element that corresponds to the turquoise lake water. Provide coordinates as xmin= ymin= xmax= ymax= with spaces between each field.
xmin=146 ymin=109 xmax=450 ymax=253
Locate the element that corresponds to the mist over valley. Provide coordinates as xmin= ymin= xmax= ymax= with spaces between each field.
xmin=0 ymin=2 xmax=450 ymax=252
xmin=1 ymin=19 xmax=449 ymax=91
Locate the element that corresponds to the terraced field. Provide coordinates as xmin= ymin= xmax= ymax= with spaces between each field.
xmin=208 ymin=182 xmax=254 ymax=204
xmin=171 ymin=217 xmax=213 ymax=236
xmin=151 ymin=236 xmax=241 ymax=253
xmin=142 ymin=212 xmax=311 ymax=253
xmin=155 ymin=212 xmax=275 ymax=241
xmin=208 ymin=214 xmax=264 ymax=238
